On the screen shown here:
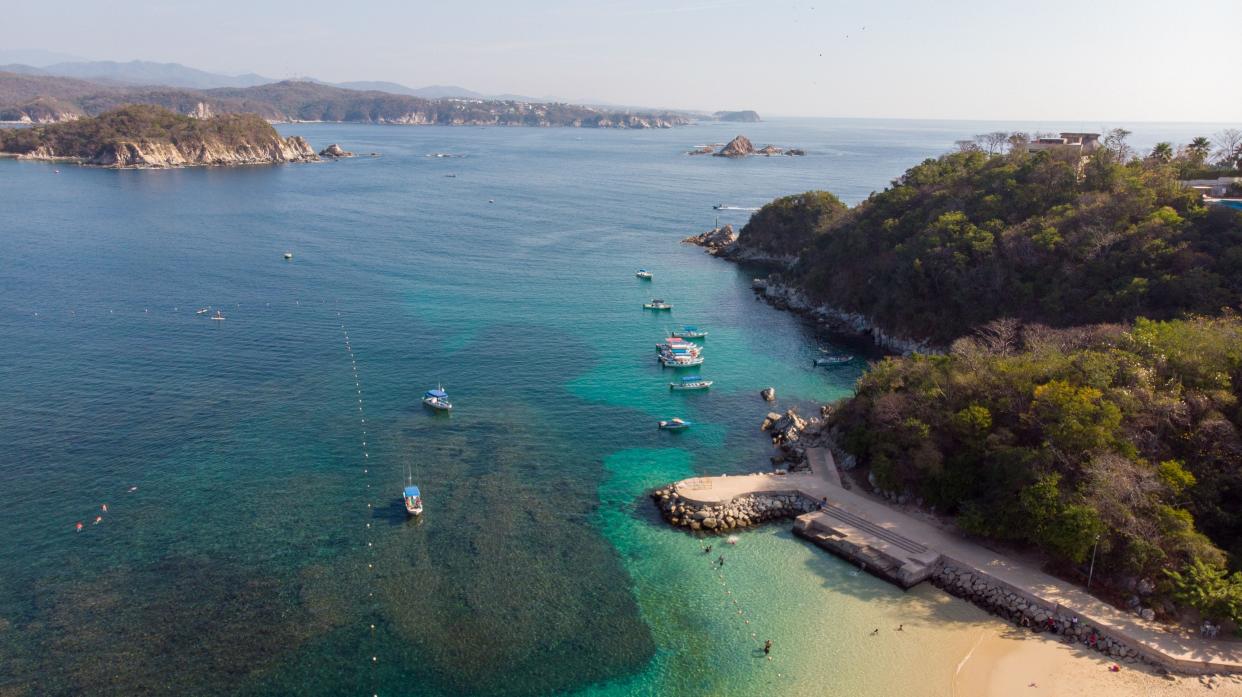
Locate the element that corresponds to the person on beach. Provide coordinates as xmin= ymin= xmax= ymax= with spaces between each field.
xmin=870 ymin=628 xmax=879 ymax=636
xmin=764 ymin=639 xmax=772 ymax=655
xmin=896 ymin=624 xmax=903 ymax=631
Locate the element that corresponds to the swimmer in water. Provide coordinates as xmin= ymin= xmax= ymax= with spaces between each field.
xmin=75 ymin=522 xmax=83 ymax=532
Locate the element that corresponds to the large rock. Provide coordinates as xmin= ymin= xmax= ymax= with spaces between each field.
xmin=682 ymin=224 xmax=737 ymax=255
xmin=761 ymin=387 xmax=776 ymax=402
xmin=319 ymin=143 xmax=354 ymax=158
xmin=756 ymin=144 xmax=783 ymax=156
xmin=714 ymin=135 xmax=755 ymax=158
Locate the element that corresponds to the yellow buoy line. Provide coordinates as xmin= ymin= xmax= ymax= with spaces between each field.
xmin=703 ymin=540 xmax=786 ymax=681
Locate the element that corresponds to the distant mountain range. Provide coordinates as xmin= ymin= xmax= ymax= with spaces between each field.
xmin=0 ymin=58 xmax=758 ymax=127
xmin=0 ymin=60 xmax=608 ymax=107
xmin=0 ymin=71 xmax=697 ymax=128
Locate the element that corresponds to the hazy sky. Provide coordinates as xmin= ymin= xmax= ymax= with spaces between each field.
xmin=7 ymin=0 xmax=1241 ymax=121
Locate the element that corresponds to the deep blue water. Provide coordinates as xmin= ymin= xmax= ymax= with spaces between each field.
xmin=0 ymin=118 xmax=1223 ymax=696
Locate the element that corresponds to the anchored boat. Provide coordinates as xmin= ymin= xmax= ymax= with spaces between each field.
xmin=660 ymin=354 xmax=704 ymax=367
xmin=814 ymin=355 xmax=851 ymax=367
xmin=403 ymin=485 xmax=424 ymax=516
xmin=636 ymin=269 xmax=653 ymax=279
xmin=671 ymin=325 xmax=707 ymax=339
xmin=658 ymin=417 xmax=692 ymax=431
xmin=643 ymin=299 xmax=673 ymax=310
xmin=670 ymin=375 xmax=713 ymax=390
xmin=422 ymin=386 xmax=453 ymax=411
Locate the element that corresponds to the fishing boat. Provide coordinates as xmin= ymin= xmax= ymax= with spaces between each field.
xmin=211 ymin=310 xmax=225 ymax=321
xmin=422 ymin=386 xmax=453 ymax=411
xmin=670 ymin=376 xmax=713 ymax=390
xmin=814 ymin=355 xmax=851 ymax=366
xmin=403 ymin=484 xmax=424 ymax=516
xmin=283 ymin=252 xmax=293 ymax=260
xmin=671 ymin=325 xmax=708 ymax=339
xmin=643 ymin=299 xmax=673 ymax=310
xmin=195 ymin=307 xmax=209 ymax=315
xmin=635 ymin=269 xmax=653 ymax=279
xmin=658 ymin=417 xmax=692 ymax=431
xmin=660 ymin=354 xmax=704 ymax=367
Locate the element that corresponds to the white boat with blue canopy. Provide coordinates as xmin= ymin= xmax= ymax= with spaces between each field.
xmin=643 ymin=299 xmax=673 ymax=310
xmin=636 ymin=269 xmax=653 ymax=279
xmin=671 ymin=325 xmax=707 ymax=339
xmin=670 ymin=376 xmax=713 ymax=390
xmin=658 ymin=417 xmax=692 ymax=431
xmin=404 ymin=485 xmax=424 ymax=516
xmin=422 ymin=386 xmax=452 ymax=411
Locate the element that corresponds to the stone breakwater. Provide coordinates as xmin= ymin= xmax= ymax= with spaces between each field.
xmin=649 ymin=487 xmax=819 ymax=532
xmin=932 ymin=563 xmax=1148 ymax=666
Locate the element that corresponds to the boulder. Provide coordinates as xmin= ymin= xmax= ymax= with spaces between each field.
xmin=785 ymin=148 xmax=807 ymax=156
xmin=761 ymin=412 xmax=783 ymax=431
xmin=755 ymin=144 xmax=783 ymax=156
xmin=714 ymin=135 xmax=755 ymax=158
xmin=319 ymin=143 xmax=354 ymax=158
xmin=761 ymin=387 xmax=776 ymax=402
xmin=702 ymin=517 xmax=718 ymax=529
xmin=682 ymin=224 xmax=737 ymax=255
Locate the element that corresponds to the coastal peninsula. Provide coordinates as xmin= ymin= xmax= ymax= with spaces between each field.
xmin=0 ymin=104 xmax=317 ymax=168
xmin=674 ymin=132 xmax=1242 ymax=673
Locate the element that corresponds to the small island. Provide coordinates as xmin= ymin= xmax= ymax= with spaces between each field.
xmin=0 ymin=104 xmax=318 ymax=168
xmin=703 ymin=135 xmax=805 ymax=158
xmin=713 ymin=110 xmax=761 ymax=123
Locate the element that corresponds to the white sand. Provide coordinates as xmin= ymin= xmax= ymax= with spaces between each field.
xmin=955 ymin=627 xmax=1241 ymax=696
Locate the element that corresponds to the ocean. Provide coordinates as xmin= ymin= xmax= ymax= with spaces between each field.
xmin=0 ymin=118 xmax=1220 ymax=696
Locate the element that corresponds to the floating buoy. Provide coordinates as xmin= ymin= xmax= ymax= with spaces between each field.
xmin=101 ymin=504 xmax=108 ymax=512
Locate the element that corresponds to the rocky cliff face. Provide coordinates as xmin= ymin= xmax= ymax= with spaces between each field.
xmin=20 ymin=135 xmax=317 ymax=168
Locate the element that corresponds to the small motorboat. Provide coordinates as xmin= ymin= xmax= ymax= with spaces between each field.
xmin=403 ymin=484 xmax=424 ymax=517
xmin=659 ymin=354 xmax=704 ymax=367
xmin=670 ymin=376 xmax=713 ymax=390
xmin=284 ymin=252 xmax=293 ymax=260
xmin=196 ymin=307 xmax=209 ymax=315
xmin=422 ymin=386 xmax=452 ymax=411
xmin=671 ymin=325 xmax=707 ymax=339
xmin=635 ymin=269 xmax=653 ymax=280
xmin=814 ymin=355 xmax=851 ymax=366
xmin=643 ymin=299 xmax=673 ymax=310
xmin=658 ymin=417 xmax=692 ymax=431
xmin=211 ymin=310 xmax=225 ymax=321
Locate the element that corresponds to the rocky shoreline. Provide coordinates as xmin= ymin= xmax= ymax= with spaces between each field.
xmin=681 ymin=223 xmax=936 ymax=354
xmin=932 ymin=563 xmax=1152 ymax=667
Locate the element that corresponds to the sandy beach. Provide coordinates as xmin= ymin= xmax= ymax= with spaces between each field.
xmin=955 ymin=627 xmax=1241 ymax=696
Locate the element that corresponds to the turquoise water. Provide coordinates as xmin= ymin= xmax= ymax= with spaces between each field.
xmin=0 ymin=119 xmax=1216 ymax=696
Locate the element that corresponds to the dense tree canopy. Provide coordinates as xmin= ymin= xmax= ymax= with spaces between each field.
xmin=831 ymin=316 xmax=1242 ymax=619
xmin=740 ymin=146 xmax=1242 ymax=344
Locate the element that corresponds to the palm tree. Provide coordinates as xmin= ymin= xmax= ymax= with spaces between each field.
xmin=1149 ymin=142 xmax=1174 ymax=163
xmin=1182 ymin=137 xmax=1212 ymax=167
